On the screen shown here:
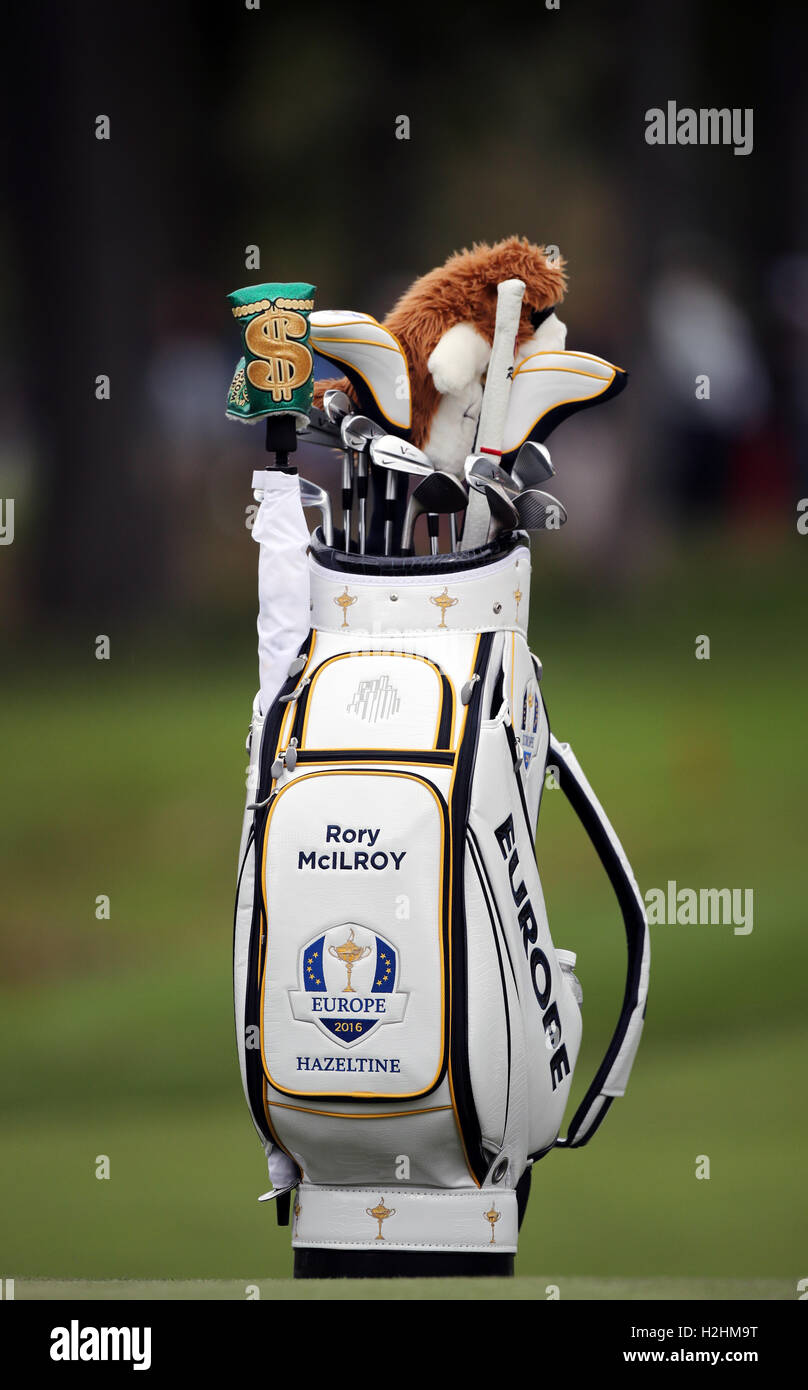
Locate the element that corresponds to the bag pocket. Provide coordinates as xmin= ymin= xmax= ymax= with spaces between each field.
xmin=288 ymin=651 xmax=455 ymax=751
xmin=469 ymin=714 xmax=583 ymax=1156
xmin=258 ymin=765 xmax=451 ymax=1102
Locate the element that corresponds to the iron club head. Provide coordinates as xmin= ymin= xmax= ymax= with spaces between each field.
xmin=369 ymin=436 xmax=434 ymax=555
xmin=401 ymin=471 xmax=468 ymax=556
xmin=340 ymin=416 xmax=386 ymax=554
xmin=514 ymin=488 xmax=567 ymax=531
xmin=465 ymin=472 xmax=520 ymax=536
xmin=511 ymin=441 xmax=555 ymax=488
xmin=298 ymin=476 xmax=333 ymax=547
xmin=464 ymin=454 xmax=522 ymax=501
xmin=323 ymin=389 xmax=354 ymax=425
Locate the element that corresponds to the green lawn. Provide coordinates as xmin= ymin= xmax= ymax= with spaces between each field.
xmin=1 ymin=533 xmax=805 ymax=1292
xmin=14 ymin=1277 xmax=793 ymax=1301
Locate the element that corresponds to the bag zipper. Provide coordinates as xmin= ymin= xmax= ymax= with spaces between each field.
xmin=294 ymin=748 xmax=455 ymax=767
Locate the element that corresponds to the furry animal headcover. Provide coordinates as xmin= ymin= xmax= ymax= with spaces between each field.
xmin=314 ymin=237 xmax=567 ymax=457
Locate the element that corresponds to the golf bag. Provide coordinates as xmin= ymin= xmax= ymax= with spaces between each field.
xmin=233 ymin=532 xmax=650 ymax=1264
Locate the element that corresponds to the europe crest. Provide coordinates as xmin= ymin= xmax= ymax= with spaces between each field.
xmin=519 ymin=679 xmax=540 ymax=770
xmin=289 ymin=924 xmax=408 ymax=1047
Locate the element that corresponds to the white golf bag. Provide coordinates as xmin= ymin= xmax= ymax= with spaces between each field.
xmin=233 ymin=532 xmax=650 ymax=1262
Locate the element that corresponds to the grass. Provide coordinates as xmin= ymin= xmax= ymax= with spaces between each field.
xmin=14 ymin=1277 xmax=793 ymax=1301
xmin=0 ymin=532 xmax=805 ymax=1293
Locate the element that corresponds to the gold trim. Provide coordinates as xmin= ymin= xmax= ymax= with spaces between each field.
xmin=261 ymin=1079 xmax=305 ymax=1180
xmin=309 ymin=332 xmax=412 ymax=430
xmin=233 ymin=297 xmax=314 ymax=317
xmin=311 ymin=334 xmax=400 ymax=352
xmin=429 ymin=587 xmax=459 ymax=629
xmin=513 ymin=365 xmax=616 ymax=381
xmin=299 ymin=649 xmax=454 ymax=752
xmin=514 ymin=349 xmax=624 ymax=369
xmin=268 ymin=1100 xmax=453 ymax=1120
xmin=505 ymin=372 xmax=617 ymax=453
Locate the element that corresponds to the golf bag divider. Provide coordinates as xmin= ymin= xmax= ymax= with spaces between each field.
xmin=233 ymin=536 xmax=650 ymax=1256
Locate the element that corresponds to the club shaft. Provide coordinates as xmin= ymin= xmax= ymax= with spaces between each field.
xmin=383 ymin=472 xmax=396 ymax=556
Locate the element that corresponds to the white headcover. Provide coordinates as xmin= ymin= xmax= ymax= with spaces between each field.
xmin=502 ymin=350 xmax=627 ymax=455
xmin=310 ymin=311 xmax=412 ymax=431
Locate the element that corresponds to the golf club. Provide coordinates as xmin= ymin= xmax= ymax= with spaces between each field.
xmin=514 ymin=488 xmax=567 ymax=531
xmin=511 ymin=440 xmax=555 ymax=488
xmin=465 ymin=454 xmax=522 ymax=501
xmin=324 ymin=390 xmax=355 ymax=548
xmin=299 ymin=405 xmax=342 ymax=447
xmin=298 ymin=476 xmax=333 ymax=547
xmin=466 ymin=472 xmax=520 ymax=540
xmin=401 ymin=471 xmax=468 ymax=556
xmin=368 ymin=436 xmax=433 ymax=556
xmin=341 ymin=415 xmax=385 ymax=555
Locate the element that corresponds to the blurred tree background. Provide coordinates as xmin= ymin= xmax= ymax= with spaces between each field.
xmin=0 ymin=0 xmax=805 ymax=1291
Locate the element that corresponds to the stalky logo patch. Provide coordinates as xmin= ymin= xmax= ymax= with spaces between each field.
xmin=289 ymin=924 xmax=408 ymax=1047
xmin=347 ymin=674 xmax=401 ymax=723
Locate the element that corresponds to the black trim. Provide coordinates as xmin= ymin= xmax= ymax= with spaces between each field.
xmin=467 ymin=827 xmax=520 ymax=1002
xmin=529 ymin=303 xmax=560 ymax=331
xmin=550 ymin=741 xmax=646 ymax=1149
xmin=245 ymin=900 xmax=271 ymax=1143
xmin=489 ymin=666 xmax=504 ymax=719
xmin=516 ymin=1165 xmax=532 ymax=1229
xmin=503 ymin=717 xmax=537 ymax=858
xmin=294 ymin=1247 xmax=514 ymax=1279
xmin=308 ymin=529 xmax=527 ymax=577
xmin=448 ymin=633 xmax=495 ymax=1184
xmin=438 ymin=673 xmax=454 ymax=749
xmin=466 ymin=830 xmax=513 ymax=1141
xmin=295 ymin=749 xmax=455 ymax=767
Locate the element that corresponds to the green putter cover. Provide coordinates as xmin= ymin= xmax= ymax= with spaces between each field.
xmin=226 ymin=281 xmax=316 ymax=424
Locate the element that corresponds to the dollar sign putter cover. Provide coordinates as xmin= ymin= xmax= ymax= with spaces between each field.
xmin=226 ymin=281 xmax=316 ymax=424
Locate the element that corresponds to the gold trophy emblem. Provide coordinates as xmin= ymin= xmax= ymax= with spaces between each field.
xmin=429 ymin=587 xmax=459 ymax=629
xmin=334 ymin=587 xmax=357 ymax=628
xmin=514 ymin=586 xmax=523 ymax=622
xmin=366 ymin=1197 xmax=396 ymax=1241
xmin=328 ymin=927 xmax=371 ymax=993
xmin=243 ymin=309 xmax=313 ymax=403
xmin=484 ymin=1202 xmax=501 ymax=1245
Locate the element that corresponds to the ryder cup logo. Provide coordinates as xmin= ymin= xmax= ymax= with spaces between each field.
xmin=289 ymin=924 xmax=408 ymax=1046
xmin=519 ymin=680 xmax=540 ymax=770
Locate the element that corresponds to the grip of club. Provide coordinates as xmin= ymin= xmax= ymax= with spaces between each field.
xmin=383 ymin=471 xmax=396 ymax=555
xmin=476 ymin=279 xmax=526 ymax=458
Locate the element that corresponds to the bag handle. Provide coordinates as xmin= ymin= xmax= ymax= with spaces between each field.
xmin=549 ymin=736 xmax=650 ymax=1148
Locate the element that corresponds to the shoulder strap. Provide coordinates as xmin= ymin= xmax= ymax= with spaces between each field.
xmin=549 ymin=736 xmax=650 ymax=1148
